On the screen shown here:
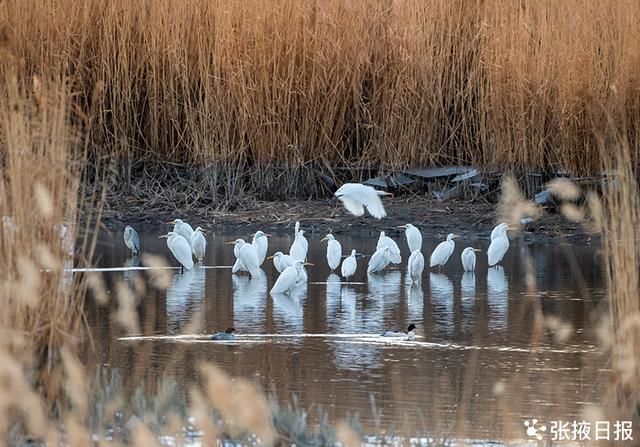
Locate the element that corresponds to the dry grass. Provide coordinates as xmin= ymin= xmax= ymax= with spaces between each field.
xmin=0 ymin=0 xmax=638 ymax=179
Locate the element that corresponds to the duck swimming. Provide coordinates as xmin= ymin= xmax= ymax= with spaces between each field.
xmin=380 ymin=324 xmax=416 ymax=341
xmin=210 ymin=327 xmax=236 ymax=341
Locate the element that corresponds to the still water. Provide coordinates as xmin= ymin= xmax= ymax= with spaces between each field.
xmin=83 ymin=228 xmax=606 ymax=441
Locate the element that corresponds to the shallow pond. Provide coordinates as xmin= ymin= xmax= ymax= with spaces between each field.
xmin=82 ymin=227 xmax=606 ymax=442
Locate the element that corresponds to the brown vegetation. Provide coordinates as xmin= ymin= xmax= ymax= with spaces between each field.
xmin=1 ymin=0 xmax=639 ymax=179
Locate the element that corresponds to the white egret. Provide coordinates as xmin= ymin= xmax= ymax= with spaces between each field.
xmin=334 ymin=183 xmax=392 ymax=219
xmin=166 ymin=219 xmax=194 ymax=247
xmin=490 ymin=222 xmax=509 ymax=240
xmin=290 ymin=227 xmax=308 ymax=262
xmin=320 ymin=234 xmax=342 ymax=271
xmin=341 ymin=249 xmax=358 ymax=281
xmin=268 ymin=251 xmax=296 ymax=273
xmin=123 ymin=225 xmax=140 ymax=255
xmin=376 ymin=231 xmax=401 ymax=264
xmin=252 ymin=231 xmax=271 ymax=266
xmin=367 ymin=246 xmax=391 ymax=274
xmin=228 ymin=239 xmax=261 ymax=278
xmin=429 ymin=233 xmax=458 ymax=269
xmin=381 ymin=324 xmax=416 ymax=341
xmin=270 ymin=260 xmax=310 ymax=295
xmin=407 ymin=250 xmax=425 ymax=284
xmin=488 ymin=224 xmax=510 ymax=267
xmin=159 ymin=231 xmax=194 ymax=273
xmin=210 ymin=327 xmax=236 ymax=341
xmin=191 ymin=227 xmax=207 ymax=261
xmin=399 ymin=224 xmax=422 ymax=253
xmin=461 ymin=247 xmax=481 ymax=272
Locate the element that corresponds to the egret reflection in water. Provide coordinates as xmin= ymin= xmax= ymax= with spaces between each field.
xmin=487 ymin=266 xmax=509 ymax=332
xmin=165 ymin=266 xmax=206 ymax=331
xmin=460 ymin=272 xmax=477 ymax=333
xmin=406 ymin=281 xmax=424 ymax=323
xmin=232 ymin=269 xmax=267 ymax=325
xmin=325 ymin=273 xmax=342 ymax=317
xmin=429 ymin=273 xmax=454 ymax=337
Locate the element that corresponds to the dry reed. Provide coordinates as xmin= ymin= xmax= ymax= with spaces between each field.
xmin=0 ymin=0 xmax=638 ymax=181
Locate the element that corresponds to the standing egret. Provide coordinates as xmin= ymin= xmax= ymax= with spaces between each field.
xmin=407 ymin=250 xmax=425 ymax=284
xmin=270 ymin=260 xmax=310 ymax=295
xmin=290 ymin=226 xmax=308 ymax=262
xmin=341 ymin=249 xmax=358 ymax=281
xmin=228 ymin=239 xmax=261 ymax=278
xmin=334 ymin=183 xmax=392 ymax=219
xmin=399 ymin=224 xmax=422 ymax=253
xmin=429 ymin=234 xmax=458 ymax=269
xmin=488 ymin=225 xmax=510 ymax=267
xmin=268 ymin=251 xmax=296 ymax=273
xmin=123 ymin=225 xmax=140 ymax=255
xmin=490 ymin=222 xmax=509 ymax=241
xmin=367 ymin=246 xmax=391 ymax=274
xmin=191 ymin=227 xmax=207 ymax=262
xmin=461 ymin=247 xmax=481 ymax=272
xmin=160 ymin=231 xmax=194 ymax=273
xmin=381 ymin=324 xmax=417 ymax=341
xmin=321 ymin=234 xmax=342 ymax=271
xmin=376 ymin=231 xmax=402 ymax=264
xmin=252 ymin=231 xmax=271 ymax=266
xmin=166 ymin=219 xmax=194 ymax=247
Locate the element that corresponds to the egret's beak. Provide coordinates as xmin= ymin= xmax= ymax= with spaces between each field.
xmin=396 ymin=224 xmax=408 ymax=229
xmin=473 ymin=248 xmax=482 ymax=252
xmin=265 ymin=233 xmax=272 ymax=237
xmin=267 ymin=255 xmax=275 ymax=260
xmin=164 ymin=220 xmax=176 ymax=225
xmin=159 ymin=234 xmax=169 ymax=239
xmin=381 ymin=192 xmax=394 ymax=197
xmin=225 ymin=241 xmax=236 ymax=245
xmin=320 ymin=236 xmax=328 ymax=242
xmin=304 ymin=262 xmax=314 ymax=266
xmin=453 ymin=234 xmax=460 ymax=238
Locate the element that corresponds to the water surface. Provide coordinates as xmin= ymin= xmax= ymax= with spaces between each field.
xmin=83 ymin=228 xmax=606 ymax=441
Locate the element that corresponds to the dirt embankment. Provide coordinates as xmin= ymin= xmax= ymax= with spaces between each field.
xmin=100 ymin=195 xmax=595 ymax=242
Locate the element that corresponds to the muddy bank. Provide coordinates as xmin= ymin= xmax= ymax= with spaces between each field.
xmin=100 ymin=195 xmax=596 ymax=243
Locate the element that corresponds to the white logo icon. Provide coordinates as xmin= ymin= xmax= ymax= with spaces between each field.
xmin=524 ymin=419 xmax=547 ymax=440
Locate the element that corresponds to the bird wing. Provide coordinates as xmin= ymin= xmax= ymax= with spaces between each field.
xmin=361 ymin=190 xmax=387 ymax=219
xmin=232 ymin=258 xmax=246 ymax=273
xmin=429 ymin=242 xmax=450 ymax=267
xmin=271 ymin=267 xmax=298 ymax=294
xmin=487 ymin=237 xmax=509 ymax=266
xmin=337 ymin=195 xmax=365 ymax=217
xmin=171 ymin=236 xmax=194 ymax=270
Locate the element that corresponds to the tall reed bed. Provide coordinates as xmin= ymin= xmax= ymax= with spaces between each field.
xmin=1 ymin=0 xmax=639 ymax=176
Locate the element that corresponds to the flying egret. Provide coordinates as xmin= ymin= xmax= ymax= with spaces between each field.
xmin=252 ymin=231 xmax=271 ymax=266
xmin=270 ymin=260 xmax=311 ymax=295
xmin=341 ymin=249 xmax=358 ymax=281
xmin=367 ymin=246 xmax=391 ymax=274
xmin=166 ymin=219 xmax=194 ymax=247
xmin=159 ymin=231 xmax=194 ymax=273
xmin=334 ymin=183 xmax=392 ymax=219
xmin=268 ymin=251 xmax=296 ymax=273
xmin=461 ymin=247 xmax=481 ymax=272
xmin=488 ymin=224 xmax=510 ymax=267
xmin=407 ymin=250 xmax=425 ymax=284
xmin=381 ymin=324 xmax=417 ymax=341
xmin=191 ymin=227 xmax=207 ymax=262
xmin=320 ymin=234 xmax=342 ymax=271
xmin=210 ymin=327 xmax=236 ymax=341
xmin=429 ymin=233 xmax=458 ymax=269
xmin=123 ymin=225 xmax=140 ymax=255
xmin=376 ymin=231 xmax=402 ymax=264
xmin=490 ymin=222 xmax=509 ymax=241
xmin=290 ymin=226 xmax=308 ymax=262
xmin=228 ymin=239 xmax=261 ymax=278
xmin=399 ymin=224 xmax=422 ymax=253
